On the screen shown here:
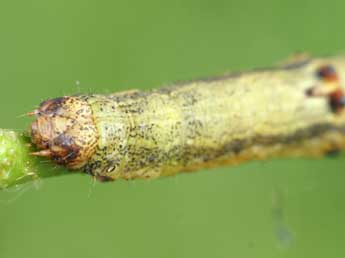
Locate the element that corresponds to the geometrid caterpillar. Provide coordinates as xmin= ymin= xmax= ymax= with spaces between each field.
xmin=29 ymin=56 xmax=345 ymax=182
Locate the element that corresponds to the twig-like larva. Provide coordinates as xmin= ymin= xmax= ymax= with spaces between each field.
xmin=26 ymin=55 xmax=345 ymax=182
xmin=1 ymin=55 xmax=345 ymax=189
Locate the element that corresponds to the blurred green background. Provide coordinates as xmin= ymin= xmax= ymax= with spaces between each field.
xmin=1 ymin=0 xmax=345 ymax=257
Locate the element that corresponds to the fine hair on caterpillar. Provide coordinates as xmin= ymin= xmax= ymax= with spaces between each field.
xmin=28 ymin=56 xmax=345 ymax=182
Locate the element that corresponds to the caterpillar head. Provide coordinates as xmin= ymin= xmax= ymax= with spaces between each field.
xmin=29 ymin=96 xmax=98 ymax=169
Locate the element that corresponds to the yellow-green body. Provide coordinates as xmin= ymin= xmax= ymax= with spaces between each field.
xmin=82 ymin=57 xmax=345 ymax=180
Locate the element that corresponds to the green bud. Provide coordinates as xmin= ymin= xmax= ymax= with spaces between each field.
xmin=0 ymin=130 xmax=37 ymax=188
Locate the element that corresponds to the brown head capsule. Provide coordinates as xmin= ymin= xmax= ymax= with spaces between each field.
xmin=29 ymin=96 xmax=98 ymax=169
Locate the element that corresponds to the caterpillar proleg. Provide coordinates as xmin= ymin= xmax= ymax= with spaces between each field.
xmin=29 ymin=56 xmax=345 ymax=181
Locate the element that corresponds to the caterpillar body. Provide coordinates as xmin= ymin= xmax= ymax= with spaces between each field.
xmin=30 ymin=56 xmax=345 ymax=181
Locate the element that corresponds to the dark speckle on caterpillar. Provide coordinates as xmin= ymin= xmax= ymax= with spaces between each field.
xmin=29 ymin=56 xmax=345 ymax=181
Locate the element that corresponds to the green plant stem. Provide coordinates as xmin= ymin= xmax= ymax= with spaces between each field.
xmin=0 ymin=129 xmax=71 ymax=189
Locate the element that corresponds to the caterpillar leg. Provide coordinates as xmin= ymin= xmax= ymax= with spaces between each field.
xmin=95 ymin=175 xmax=115 ymax=182
xmin=280 ymin=52 xmax=310 ymax=69
xmin=110 ymin=89 xmax=139 ymax=97
xmin=325 ymin=149 xmax=340 ymax=158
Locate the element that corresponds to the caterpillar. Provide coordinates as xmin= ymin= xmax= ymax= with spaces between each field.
xmin=29 ymin=56 xmax=345 ymax=181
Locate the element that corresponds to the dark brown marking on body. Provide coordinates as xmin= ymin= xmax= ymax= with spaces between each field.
xmin=306 ymin=65 xmax=345 ymax=114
